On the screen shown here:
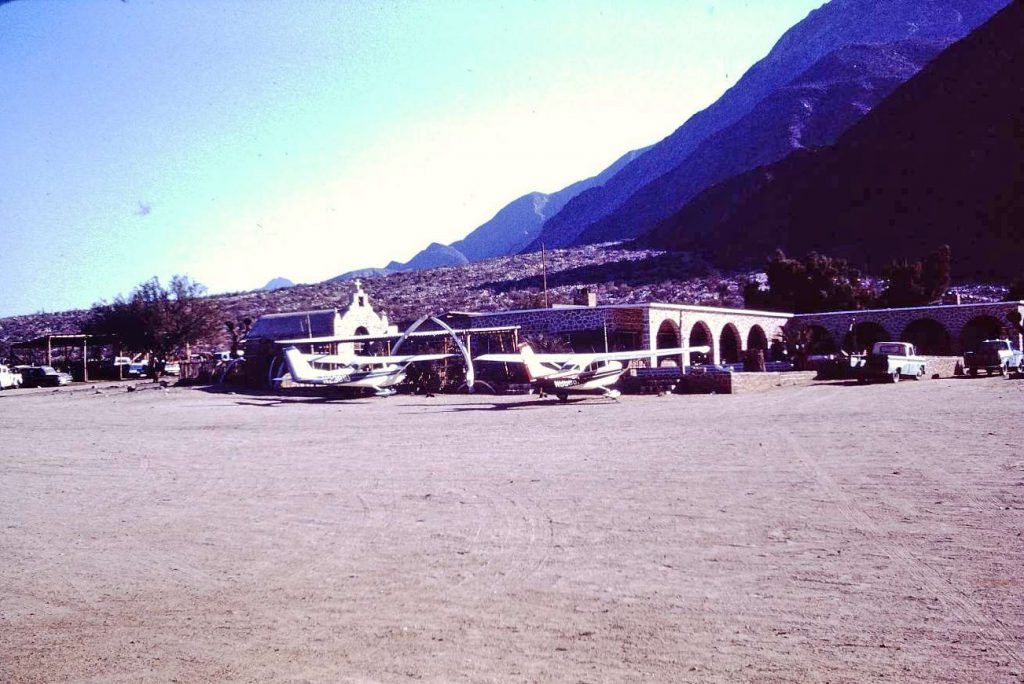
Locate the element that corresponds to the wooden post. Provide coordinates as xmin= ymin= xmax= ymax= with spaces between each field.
xmin=82 ymin=338 xmax=88 ymax=382
xmin=46 ymin=337 xmax=52 ymax=366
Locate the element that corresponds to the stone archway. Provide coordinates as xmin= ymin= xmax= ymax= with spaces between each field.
xmin=656 ymin=320 xmax=680 ymax=348
xmin=353 ymin=326 xmax=370 ymax=353
xmin=960 ymin=315 xmax=1006 ymax=353
xmin=655 ymin=320 xmax=682 ymax=367
xmin=719 ymin=323 xmax=743 ymax=365
xmin=843 ymin=321 xmax=890 ymax=354
xmin=800 ymin=324 xmax=837 ymax=355
xmin=746 ymin=325 xmax=769 ymax=352
xmin=688 ymin=321 xmax=713 ymax=365
xmin=900 ymin=318 xmax=952 ymax=355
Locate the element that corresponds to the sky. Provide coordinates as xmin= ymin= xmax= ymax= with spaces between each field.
xmin=0 ymin=0 xmax=824 ymax=317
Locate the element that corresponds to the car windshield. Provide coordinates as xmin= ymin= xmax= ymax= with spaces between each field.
xmin=876 ymin=344 xmax=905 ymax=355
xmin=40 ymin=366 xmax=57 ymax=373
xmin=979 ymin=341 xmax=1007 ymax=352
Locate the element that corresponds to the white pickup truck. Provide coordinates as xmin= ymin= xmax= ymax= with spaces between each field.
xmin=855 ymin=341 xmax=927 ymax=383
xmin=0 ymin=364 xmax=23 ymax=390
xmin=963 ymin=339 xmax=1024 ymax=376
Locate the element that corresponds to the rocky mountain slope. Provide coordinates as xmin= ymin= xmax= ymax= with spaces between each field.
xmin=571 ymin=38 xmax=947 ymax=246
xmin=641 ymin=2 xmax=1024 ymax=280
xmin=526 ymin=0 xmax=1009 ymax=251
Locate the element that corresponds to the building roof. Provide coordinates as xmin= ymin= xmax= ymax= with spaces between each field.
xmin=248 ymin=309 xmax=339 ymax=341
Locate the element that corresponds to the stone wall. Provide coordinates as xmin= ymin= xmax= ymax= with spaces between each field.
xmin=677 ymin=370 xmax=818 ymax=395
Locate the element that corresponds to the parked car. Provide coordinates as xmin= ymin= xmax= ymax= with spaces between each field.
xmin=1 ymin=364 xmax=23 ymax=390
xmin=162 ymin=360 xmax=181 ymax=376
xmin=14 ymin=365 xmax=73 ymax=387
xmin=126 ymin=362 xmax=149 ymax=378
xmin=963 ymin=339 xmax=1024 ymax=376
xmin=855 ymin=342 xmax=927 ymax=383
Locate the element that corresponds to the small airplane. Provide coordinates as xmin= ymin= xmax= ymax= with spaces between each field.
xmin=280 ymin=346 xmax=454 ymax=397
xmin=475 ymin=343 xmax=710 ymax=401
xmin=273 ymin=314 xmax=496 ymax=395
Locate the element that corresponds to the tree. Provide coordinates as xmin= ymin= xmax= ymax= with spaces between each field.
xmin=84 ymin=276 xmax=219 ymax=362
xmin=743 ymin=250 xmax=874 ymax=313
xmin=225 ymin=317 xmax=253 ymax=359
xmin=1005 ymin=275 xmax=1024 ymax=301
xmin=877 ymin=244 xmax=951 ymax=308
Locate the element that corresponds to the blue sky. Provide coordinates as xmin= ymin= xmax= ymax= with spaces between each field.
xmin=0 ymin=0 xmax=824 ymax=317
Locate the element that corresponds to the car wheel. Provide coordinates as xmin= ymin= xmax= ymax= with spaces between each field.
xmin=915 ymin=366 xmax=924 ymax=380
xmin=891 ymin=370 xmax=901 ymax=383
xmin=999 ymin=363 xmax=1008 ymax=377
xmin=556 ymin=391 xmax=569 ymax=402
xmin=969 ymin=367 xmax=978 ymax=377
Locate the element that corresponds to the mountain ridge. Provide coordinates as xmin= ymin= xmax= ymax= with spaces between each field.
xmin=640 ymin=2 xmax=1024 ymax=279
xmin=525 ymin=0 xmax=1009 ymax=252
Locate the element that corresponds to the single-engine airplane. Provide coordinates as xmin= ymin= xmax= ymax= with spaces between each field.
xmin=475 ymin=343 xmax=710 ymax=401
xmin=274 ymin=314 xmax=493 ymax=396
xmin=280 ymin=346 xmax=454 ymax=397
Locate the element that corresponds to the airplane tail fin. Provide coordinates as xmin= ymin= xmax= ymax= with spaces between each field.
xmin=282 ymin=346 xmax=318 ymax=383
xmin=518 ymin=343 xmax=546 ymax=382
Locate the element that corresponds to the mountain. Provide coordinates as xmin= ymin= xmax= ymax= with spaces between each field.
xmin=526 ymin=0 xmax=1010 ymax=251
xmin=330 ymin=148 xmax=646 ymax=281
xmin=330 ymin=267 xmax=394 ymax=282
xmin=572 ymin=39 xmax=947 ymax=246
xmin=449 ymin=148 xmax=646 ymax=262
xmin=641 ymin=2 xmax=1024 ymax=279
xmin=390 ymin=242 xmax=469 ymax=271
xmin=262 ymin=277 xmax=294 ymax=291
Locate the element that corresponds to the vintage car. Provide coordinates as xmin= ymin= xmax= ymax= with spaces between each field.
xmin=855 ymin=342 xmax=927 ymax=383
xmin=14 ymin=365 xmax=73 ymax=388
xmin=0 ymin=364 xmax=23 ymax=390
xmin=963 ymin=339 xmax=1024 ymax=376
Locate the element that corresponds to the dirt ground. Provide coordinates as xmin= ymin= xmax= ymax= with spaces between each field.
xmin=1 ymin=377 xmax=1023 ymax=683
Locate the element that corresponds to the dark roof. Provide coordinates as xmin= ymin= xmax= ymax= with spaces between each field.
xmin=248 ymin=309 xmax=339 ymax=341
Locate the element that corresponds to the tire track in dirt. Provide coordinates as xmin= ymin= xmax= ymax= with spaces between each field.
xmin=776 ymin=427 xmax=1024 ymax=669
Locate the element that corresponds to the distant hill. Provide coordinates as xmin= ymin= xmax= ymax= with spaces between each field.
xmin=641 ymin=3 xmax=1024 ymax=280
xmin=391 ymin=242 xmax=469 ymax=271
xmin=448 ymin=148 xmax=646 ymax=262
xmin=262 ymin=277 xmax=294 ymax=291
xmin=330 ymin=148 xmax=646 ymax=280
xmin=526 ymin=0 xmax=1009 ymax=251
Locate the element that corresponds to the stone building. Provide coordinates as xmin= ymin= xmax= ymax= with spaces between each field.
xmin=446 ymin=302 xmax=791 ymax=367
xmin=446 ymin=297 xmax=1024 ymax=366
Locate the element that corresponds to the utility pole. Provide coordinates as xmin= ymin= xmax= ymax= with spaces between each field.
xmin=541 ymin=242 xmax=549 ymax=308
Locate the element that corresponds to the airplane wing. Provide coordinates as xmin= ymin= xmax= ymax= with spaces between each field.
xmin=475 ymin=346 xmax=710 ymax=365
xmin=354 ymin=353 xmax=456 ymax=366
xmin=305 ymin=352 xmax=456 ymax=366
xmin=584 ymin=346 xmax=711 ymax=363
xmin=274 ymin=324 xmax=518 ymax=346
xmin=475 ymin=352 xmax=576 ymax=363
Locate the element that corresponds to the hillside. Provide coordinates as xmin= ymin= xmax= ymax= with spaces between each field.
xmin=526 ymin=0 xmax=1009 ymax=251
xmin=641 ymin=2 xmax=1024 ymax=280
xmin=0 ymin=245 xmax=746 ymax=357
xmin=572 ymin=39 xmax=947 ymax=246
xmin=333 ymin=149 xmax=647 ymax=281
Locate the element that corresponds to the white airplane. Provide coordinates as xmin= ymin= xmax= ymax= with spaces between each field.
xmin=280 ymin=346 xmax=454 ymax=397
xmin=475 ymin=343 xmax=710 ymax=401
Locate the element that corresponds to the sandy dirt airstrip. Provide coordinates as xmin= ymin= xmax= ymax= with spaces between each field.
xmin=1 ymin=377 xmax=1023 ymax=682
